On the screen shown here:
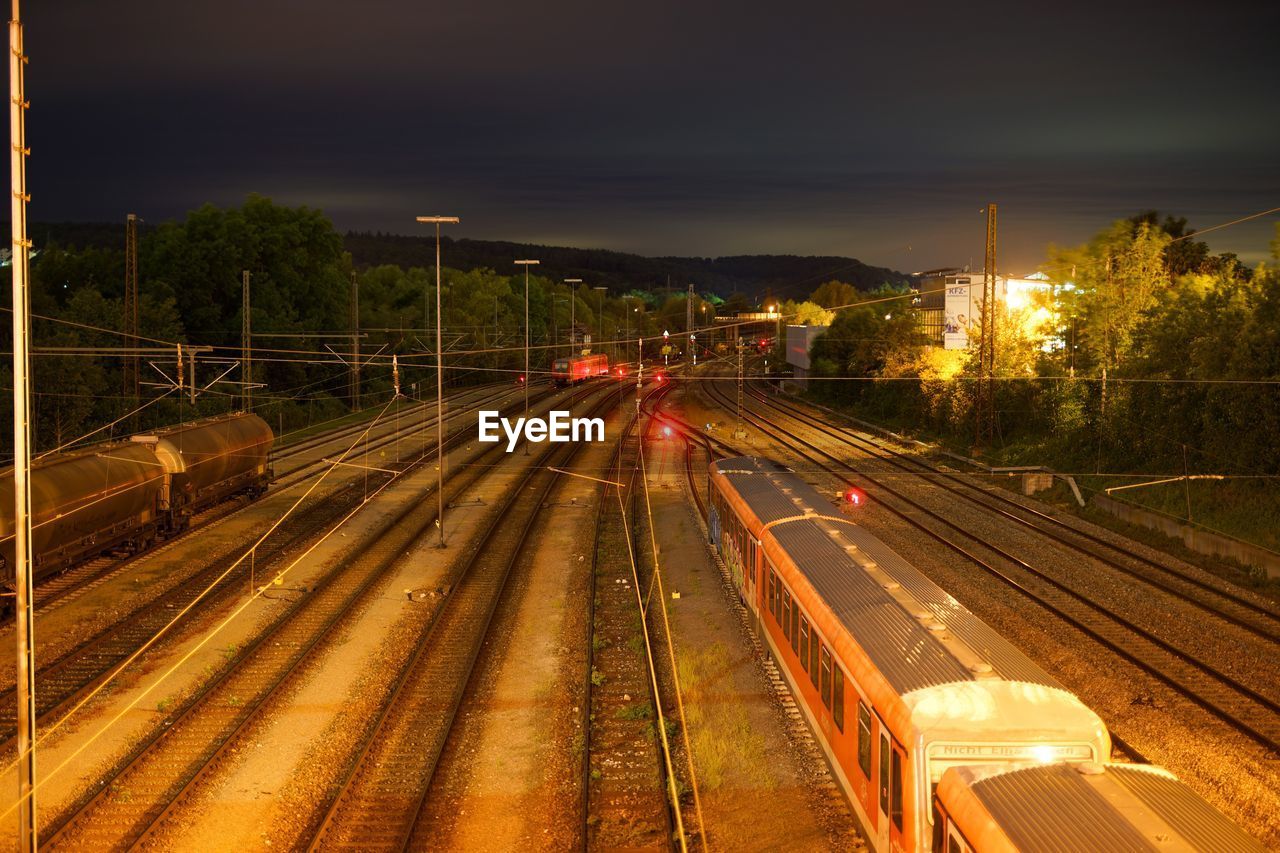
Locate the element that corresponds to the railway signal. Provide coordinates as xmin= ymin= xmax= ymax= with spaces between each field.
xmin=843 ymin=486 xmax=866 ymax=508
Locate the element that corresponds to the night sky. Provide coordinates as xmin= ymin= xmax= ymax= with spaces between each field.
xmin=22 ymin=0 xmax=1280 ymax=273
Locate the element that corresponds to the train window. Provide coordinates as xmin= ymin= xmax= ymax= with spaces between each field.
xmin=808 ymin=637 xmax=820 ymax=688
xmin=791 ymin=607 xmax=801 ymax=655
xmin=879 ymin=734 xmax=889 ymax=814
xmin=766 ymin=570 xmax=775 ymax=617
xmin=857 ymin=703 xmax=871 ymax=778
xmin=820 ymin=648 xmax=832 ymax=708
xmin=891 ymin=747 xmax=904 ymax=831
xmin=799 ymin=619 xmax=810 ymax=671
xmin=782 ymin=591 xmax=792 ymax=643
xmin=833 ymin=666 xmax=845 ymax=731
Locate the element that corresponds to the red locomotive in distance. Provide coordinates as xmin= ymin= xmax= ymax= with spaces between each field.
xmin=551 ymin=353 xmax=609 ymax=387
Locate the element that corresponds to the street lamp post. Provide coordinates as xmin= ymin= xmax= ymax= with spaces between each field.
xmin=768 ymin=303 xmax=781 ymax=376
xmin=564 ymin=278 xmax=582 ymax=356
xmin=416 ymin=215 xmax=460 ymax=548
xmin=515 ymin=259 xmax=539 ymax=454
xmin=624 ymin=299 xmax=632 ymax=368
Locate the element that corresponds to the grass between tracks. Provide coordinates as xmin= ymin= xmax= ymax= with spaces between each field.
xmin=675 ymin=642 xmax=769 ymax=792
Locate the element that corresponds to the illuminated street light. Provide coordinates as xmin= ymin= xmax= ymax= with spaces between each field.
xmin=515 ymin=259 xmax=540 ymax=454
xmin=416 ymin=215 xmax=460 ymax=547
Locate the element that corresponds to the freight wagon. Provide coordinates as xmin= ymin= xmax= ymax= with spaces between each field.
xmin=0 ymin=412 xmax=273 ymax=590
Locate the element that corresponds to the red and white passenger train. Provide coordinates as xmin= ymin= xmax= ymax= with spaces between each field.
xmin=551 ymin=352 xmax=609 ymax=387
xmin=707 ymin=456 xmax=1264 ymax=853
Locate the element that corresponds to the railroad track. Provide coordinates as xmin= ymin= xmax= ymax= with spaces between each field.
xmin=42 ymin=382 xmax=605 ymax=849
xmin=746 ymin=381 xmax=1280 ymax=643
xmin=700 ymin=376 xmax=1280 ymax=756
xmin=269 ymin=383 xmax=518 ymax=489
xmin=662 ymin=380 xmax=1157 ymax=772
xmin=19 ymin=383 xmax=514 ymax=620
xmin=305 ymin=385 xmax=621 ymax=851
xmin=0 ymin=385 xmax=560 ymax=756
xmin=581 ymin=380 xmax=678 ymax=851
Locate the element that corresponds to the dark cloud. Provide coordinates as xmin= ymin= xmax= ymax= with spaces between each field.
xmin=19 ymin=0 xmax=1280 ymax=272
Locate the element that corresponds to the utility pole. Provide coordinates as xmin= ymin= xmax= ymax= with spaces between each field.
xmin=975 ymin=203 xmax=998 ymax=447
xmin=686 ymin=283 xmax=694 ymax=357
xmin=564 ymin=278 xmax=582 ymax=356
xmin=737 ymin=333 xmax=747 ymax=438
xmin=1182 ymin=444 xmax=1193 ymax=523
xmin=1101 ymin=255 xmax=1111 ymax=419
xmin=416 ymin=215 xmax=459 ymax=547
xmin=515 ymin=259 xmax=539 ymax=455
xmin=8 ymin=3 xmax=37 ymax=847
xmin=241 ymin=269 xmax=251 ymax=412
xmin=593 ymin=286 xmax=608 ymax=359
xmin=350 ymin=271 xmax=360 ymax=411
xmin=188 ymin=346 xmax=198 ymax=405
xmin=123 ymin=213 xmax=140 ymax=420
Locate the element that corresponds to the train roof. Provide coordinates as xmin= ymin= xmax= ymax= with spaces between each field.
xmin=942 ymin=762 xmax=1266 ymax=852
xmin=712 ymin=456 xmax=1060 ymax=695
xmin=132 ymin=411 xmax=270 ymax=440
xmin=1 ymin=437 xmax=156 ymax=478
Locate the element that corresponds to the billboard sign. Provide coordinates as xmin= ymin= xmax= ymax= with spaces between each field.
xmin=943 ymin=278 xmax=972 ymax=350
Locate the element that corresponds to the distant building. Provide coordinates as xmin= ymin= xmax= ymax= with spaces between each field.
xmin=913 ymin=268 xmax=1054 ymax=350
xmin=713 ymin=311 xmax=781 ymax=345
xmin=784 ymin=324 xmax=828 ymax=389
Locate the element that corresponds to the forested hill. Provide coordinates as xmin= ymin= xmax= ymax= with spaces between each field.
xmin=343 ymin=231 xmax=912 ymax=297
xmin=16 ymin=221 xmax=911 ymax=298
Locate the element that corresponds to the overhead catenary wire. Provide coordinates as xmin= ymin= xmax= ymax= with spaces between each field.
xmin=33 ymin=387 xmax=176 ymax=459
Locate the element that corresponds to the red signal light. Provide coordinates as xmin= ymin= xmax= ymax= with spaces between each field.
xmin=844 ymin=487 xmax=865 ymax=507
xmin=518 ymin=375 xmax=525 ymax=384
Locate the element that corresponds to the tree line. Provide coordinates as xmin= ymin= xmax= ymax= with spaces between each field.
xmin=805 ymin=214 xmax=1280 ymax=492
xmin=0 ymin=196 xmax=726 ymax=454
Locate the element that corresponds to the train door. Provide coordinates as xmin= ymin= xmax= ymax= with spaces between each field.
xmin=876 ymin=723 xmax=890 ymax=851
xmin=746 ymin=538 xmax=758 ymax=602
xmin=888 ymin=739 xmax=907 ymax=851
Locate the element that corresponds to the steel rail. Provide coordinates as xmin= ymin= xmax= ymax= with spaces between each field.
xmin=41 ymin=382 xmax=602 ymax=849
xmin=748 ymin=382 xmax=1280 ymax=640
xmin=702 ymin=378 xmax=1280 ymax=756
xmin=307 ymin=386 xmax=619 ymax=851
xmin=0 ymin=385 xmax=563 ymax=757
